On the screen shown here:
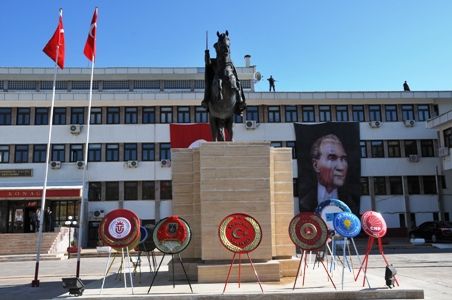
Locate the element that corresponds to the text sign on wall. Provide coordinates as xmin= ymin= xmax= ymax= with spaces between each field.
xmin=0 ymin=169 xmax=33 ymax=177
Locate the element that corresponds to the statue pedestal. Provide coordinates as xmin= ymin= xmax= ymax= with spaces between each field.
xmin=171 ymin=142 xmax=296 ymax=282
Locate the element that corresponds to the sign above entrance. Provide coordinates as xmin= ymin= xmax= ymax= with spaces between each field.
xmin=0 ymin=169 xmax=32 ymax=177
xmin=0 ymin=188 xmax=82 ymax=200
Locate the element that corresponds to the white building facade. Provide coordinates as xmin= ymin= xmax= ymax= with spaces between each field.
xmin=0 ymin=66 xmax=450 ymax=246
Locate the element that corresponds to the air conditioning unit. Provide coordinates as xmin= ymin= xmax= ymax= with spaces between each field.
xmin=76 ymin=161 xmax=85 ymax=169
xmin=438 ymin=147 xmax=449 ymax=157
xmin=127 ymin=160 xmax=138 ymax=168
xmin=161 ymin=159 xmax=171 ymax=168
xmin=404 ymin=119 xmax=415 ymax=127
xmin=245 ymin=120 xmax=258 ymax=129
xmin=408 ymin=154 xmax=420 ymax=163
xmin=70 ymin=124 xmax=81 ymax=135
xmin=50 ymin=161 xmax=61 ymax=169
xmin=369 ymin=121 xmax=381 ymax=128
xmin=93 ymin=210 xmax=105 ymax=219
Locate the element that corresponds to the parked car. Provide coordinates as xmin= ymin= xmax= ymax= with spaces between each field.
xmin=409 ymin=221 xmax=452 ymax=243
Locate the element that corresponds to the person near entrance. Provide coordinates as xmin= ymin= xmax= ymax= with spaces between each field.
xmin=35 ymin=208 xmax=41 ymax=232
xmin=44 ymin=207 xmax=53 ymax=232
xmin=30 ymin=210 xmax=37 ymax=232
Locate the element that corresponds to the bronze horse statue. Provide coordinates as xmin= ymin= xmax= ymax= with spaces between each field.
xmin=202 ymin=31 xmax=246 ymax=141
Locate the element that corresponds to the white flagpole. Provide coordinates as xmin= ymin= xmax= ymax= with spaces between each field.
xmin=76 ymin=7 xmax=97 ymax=277
xmin=32 ymin=9 xmax=62 ymax=287
xmin=76 ymin=56 xmax=95 ymax=277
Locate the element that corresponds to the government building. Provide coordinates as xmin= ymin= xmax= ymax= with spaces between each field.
xmin=0 ymin=60 xmax=451 ymax=247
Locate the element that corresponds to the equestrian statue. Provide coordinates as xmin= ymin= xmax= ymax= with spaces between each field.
xmin=201 ymin=30 xmax=246 ymax=141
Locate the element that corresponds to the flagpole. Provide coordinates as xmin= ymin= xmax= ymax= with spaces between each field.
xmin=32 ymin=9 xmax=62 ymax=287
xmin=76 ymin=7 xmax=98 ymax=278
xmin=76 ymin=55 xmax=95 ymax=278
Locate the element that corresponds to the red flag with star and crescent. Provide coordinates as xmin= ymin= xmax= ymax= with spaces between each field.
xmin=84 ymin=8 xmax=98 ymax=61
xmin=43 ymin=9 xmax=65 ymax=69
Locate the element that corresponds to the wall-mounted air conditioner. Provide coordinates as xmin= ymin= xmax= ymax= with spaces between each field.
xmin=76 ymin=161 xmax=85 ymax=169
xmin=245 ymin=120 xmax=258 ymax=129
xmin=404 ymin=120 xmax=415 ymax=127
xmin=70 ymin=124 xmax=81 ymax=135
xmin=50 ymin=161 xmax=61 ymax=169
xmin=369 ymin=121 xmax=381 ymax=128
xmin=161 ymin=159 xmax=171 ymax=168
xmin=127 ymin=160 xmax=138 ymax=168
xmin=438 ymin=147 xmax=449 ymax=157
xmin=408 ymin=154 xmax=420 ymax=163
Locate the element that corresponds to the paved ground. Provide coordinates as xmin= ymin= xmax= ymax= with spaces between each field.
xmin=0 ymin=238 xmax=451 ymax=299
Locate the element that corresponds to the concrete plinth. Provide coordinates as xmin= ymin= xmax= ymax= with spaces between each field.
xmin=171 ymin=142 xmax=295 ymax=282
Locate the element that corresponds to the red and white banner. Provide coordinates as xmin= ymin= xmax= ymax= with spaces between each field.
xmin=170 ymin=124 xmax=212 ymax=149
xmin=43 ymin=9 xmax=65 ymax=69
xmin=84 ymin=7 xmax=98 ymax=61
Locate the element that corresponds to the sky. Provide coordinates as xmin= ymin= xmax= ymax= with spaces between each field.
xmin=1 ymin=0 xmax=452 ymax=92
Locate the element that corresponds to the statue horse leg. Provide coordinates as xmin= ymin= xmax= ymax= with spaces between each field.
xmin=209 ymin=116 xmax=225 ymax=142
xmin=224 ymin=117 xmax=233 ymax=141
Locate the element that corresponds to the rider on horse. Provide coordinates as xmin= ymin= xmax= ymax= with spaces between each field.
xmin=201 ymin=31 xmax=246 ymax=115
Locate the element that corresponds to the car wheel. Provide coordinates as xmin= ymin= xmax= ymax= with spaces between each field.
xmin=431 ymin=234 xmax=437 ymax=243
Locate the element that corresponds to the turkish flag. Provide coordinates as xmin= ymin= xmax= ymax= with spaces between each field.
xmin=170 ymin=124 xmax=212 ymax=148
xmin=43 ymin=10 xmax=65 ymax=69
xmin=84 ymin=8 xmax=98 ymax=61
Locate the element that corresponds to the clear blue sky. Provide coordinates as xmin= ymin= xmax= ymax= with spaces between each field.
xmin=1 ymin=0 xmax=451 ymax=92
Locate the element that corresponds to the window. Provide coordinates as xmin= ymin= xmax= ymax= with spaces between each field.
xmin=124 ymin=181 xmax=138 ymax=200
xmin=373 ymin=177 xmax=387 ymax=195
xmin=70 ymin=144 xmax=83 ymax=162
xmin=407 ymin=176 xmax=420 ymax=194
xmin=35 ymin=108 xmax=49 ymax=125
xmin=246 ymin=106 xmax=259 ymax=122
xmin=444 ymin=128 xmax=452 ymax=148
xmin=195 ymin=106 xmax=208 ymax=123
xmin=124 ymin=143 xmax=138 ymax=161
xmin=33 ymin=144 xmax=47 ymax=163
xmin=0 ymin=108 xmax=12 ymax=125
xmin=267 ymin=106 xmax=281 ymax=123
xmin=234 ymin=113 xmax=243 ymax=123
xmin=51 ymin=144 xmax=65 ymax=161
xmin=125 ymin=107 xmax=138 ymax=124
xmin=421 ymin=140 xmax=434 ymax=157
xmin=302 ymin=106 xmax=315 ymax=122
xmin=335 ymin=105 xmax=349 ymax=122
xmin=105 ymin=182 xmax=119 ymax=201
xmin=177 ymin=106 xmax=190 ymax=123
xmin=142 ymin=143 xmax=155 ymax=161
xmin=270 ymin=141 xmax=282 ymax=148
xmin=401 ymin=104 xmax=415 ymax=121
xmin=107 ymin=107 xmax=120 ymax=124
xmin=417 ymin=105 xmax=430 ymax=121
xmin=404 ymin=140 xmax=418 ymax=156
xmin=15 ymin=145 xmax=29 ymax=163
xmin=0 ymin=145 xmax=9 ymax=163
xmin=88 ymin=182 xmax=102 ymax=201
xmin=53 ymin=108 xmax=66 ymax=125
xmin=319 ymin=105 xmax=331 ymax=122
xmin=423 ymin=176 xmax=437 ymax=194
xmin=361 ymin=177 xmax=369 ymax=195
xmin=285 ymin=106 xmax=298 ymax=122
xmin=387 ymin=140 xmax=401 ymax=157
xmin=368 ymin=105 xmax=381 ymax=122
xmin=160 ymin=107 xmax=173 ymax=123
xmin=16 ymin=108 xmax=30 ymax=125
xmin=159 ymin=143 xmax=171 ymax=160
xmin=370 ymin=140 xmax=384 ymax=158
xmin=90 ymin=107 xmax=102 ymax=124
xmin=88 ymin=144 xmax=101 ymax=162
xmin=360 ymin=141 xmax=367 ymax=158
xmin=106 ymin=144 xmax=119 ymax=161
xmin=385 ymin=105 xmax=398 ymax=122
xmin=352 ymin=105 xmax=365 ymax=122
xmin=143 ymin=181 xmax=155 ymax=200
xmin=142 ymin=107 xmax=155 ymax=124
xmin=160 ymin=181 xmax=172 ymax=199
xmin=389 ymin=176 xmax=403 ymax=194
xmin=286 ymin=141 xmax=296 ymax=159
xmin=71 ymin=107 xmax=85 ymax=125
